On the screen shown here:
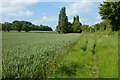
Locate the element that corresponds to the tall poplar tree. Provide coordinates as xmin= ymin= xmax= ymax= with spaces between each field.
xmin=57 ymin=7 xmax=68 ymax=33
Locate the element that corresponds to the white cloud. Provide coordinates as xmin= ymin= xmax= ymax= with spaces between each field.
xmin=33 ymin=16 xmax=58 ymax=25
xmin=66 ymin=0 xmax=95 ymax=16
xmin=0 ymin=0 xmax=38 ymax=16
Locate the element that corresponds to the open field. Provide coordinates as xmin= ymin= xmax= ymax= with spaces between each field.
xmin=2 ymin=32 xmax=118 ymax=78
xmin=2 ymin=32 xmax=80 ymax=78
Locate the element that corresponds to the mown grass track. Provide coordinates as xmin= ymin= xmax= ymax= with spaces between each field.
xmin=52 ymin=32 xmax=118 ymax=78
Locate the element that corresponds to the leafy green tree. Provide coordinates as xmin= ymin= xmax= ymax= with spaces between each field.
xmin=99 ymin=22 xmax=106 ymax=31
xmin=2 ymin=23 xmax=6 ymax=32
xmin=73 ymin=16 xmax=76 ymax=22
xmin=64 ymin=22 xmax=72 ymax=33
xmin=0 ymin=23 xmax=2 ymax=30
xmin=99 ymin=2 xmax=120 ymax=31
xmin=21 ymin=21 xmax=32 ymax=26
xmin=2 ymin=20 xmax=53 ymax=32
xmin=2 ymin=22 xmax=11 ymax=32
xmin=57 ymin=7 xmax=68 ymax=33
xmin=90 ymin=26 xmax=95 ymax=32
xmin=72 ymin=21 xmax=82 ymax=33
xmin=94 ymin=23 xmax=100 ymax=31
xmin=12 ymin=21 xmax=23 ymax=32
xmin=29 ymin=24 xmax=35 ymax=30
xmin=81 ymin=25 xmax=89 ymax=32
xmin=104 ymin=20 xmax=112 ymax=31
xmin=72 ymin=15 xmax=82 ymax=33
xmin=22 ymin=24 xmax=31 ymax=32
xmin=76 ymin=15 xmax=79 ymax=22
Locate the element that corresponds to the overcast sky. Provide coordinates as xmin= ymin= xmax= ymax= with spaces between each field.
xmin=0 ymin=0 xmax=103 ymax=30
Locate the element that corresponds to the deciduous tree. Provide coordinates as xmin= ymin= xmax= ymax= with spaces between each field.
xmin=99 ymin=2 xmax=120 ymax=31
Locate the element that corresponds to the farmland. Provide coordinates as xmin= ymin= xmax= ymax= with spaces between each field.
xmin=2 ymin=31 xmax=118 ymax=78
xmin=2 ymin=32 xmax=81 ymax=78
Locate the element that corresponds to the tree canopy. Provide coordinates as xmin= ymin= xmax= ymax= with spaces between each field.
xmin=1 ymin=20 xmax=53 ymax=32
xmin=99 ymin=2 xmax=120 ymax=31
xmin=72 ymin=15 xmax=82 ymax=33
xmin=56 ymin=7 xmax=82 ymax=33
xmin=57 ymin=7 xmax=69 ymax=33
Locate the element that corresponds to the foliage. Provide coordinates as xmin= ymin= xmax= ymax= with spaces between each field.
xmin=81 ymin=25 xmax=89 ymax=33
xmin=1 ymin=20 xmax=53 ymax=32
xmin=57 ymin=7 xmax=68 ymax=33
xmin=72 ymin=15 xmax=82 ymax=33
xmin=94 ymin=23 xmax=100 ymax=31
xmin=12 ymin=20 xmax=23 ymax=32
xmin=73 ymin=15 xmax=79 ymax=22
xmin=22 ymin=24 xmax=31 ymax=32
xmin=56 ymin=8 xmax=83 ymax=33
xmin=56 ymin=4 xmax=120 ymax=33
xmin=72 ymin=21 xmax=82 ymax=33
xmin=2 ymin=22 xmax=12 ymax=32
xmin=99 ymin=2 xmax=120 ymax=31
xmin=0 ymin=23 xmax=1 ymax=30
xmin=89 ymin=27 xmax=95 ymax=32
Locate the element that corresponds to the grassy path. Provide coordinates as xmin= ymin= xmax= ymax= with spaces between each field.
xmin=91 ymin=54 xmax=98 ymax=78
xmin=52 ymin=32 xmax=118 ymax=78
xmin=53 ymin=34 xmax=94 ymax=78
xmin=91 ymin=42 xmax=99 ymax=78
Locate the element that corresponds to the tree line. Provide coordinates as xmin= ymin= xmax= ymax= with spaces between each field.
xmin=1 ymin=20 xmax=53 ymax=32
xmin=56 ymin=2 xmax=120 ymax=33
xmin=56 ymin=7 xmax=83 ymax=33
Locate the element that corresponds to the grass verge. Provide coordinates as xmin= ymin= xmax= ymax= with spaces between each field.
xmin=51 ymin=32 xmax=118 ymax=78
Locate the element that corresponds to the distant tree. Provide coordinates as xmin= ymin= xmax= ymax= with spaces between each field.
xmin=94 ymin=23 xmax=100 ymax=31
xmin=64 ymin=22 xmax=72 ymax=33
xmin=29 ymin=24 xmax=35 ymax=30
xmin=72 ymin=15 xmax=82 ymax=33
xmin=90 ymin=26 xmax=95 ymax=32
xmin=99 ymin=22 xmax=106 ymax=31
xmin=73 ymin=16 xmax=76 ymax=22
xmin=2 ymin=20 xmax=53 ymax=32
xmin=76 ymin=15 xmax=79 ymax=22
xmin=2 ymin=22 xmax=11 ymax=32
xmin=48 ymin=27 xmax=53 ymax=31
xmin=22 ymin=24 xmax=31 ymax=32
xmin=12 ymin=21 xmax=23 ymax=32
xmin=0 ymin=23 xmax=1 ymax=30
xmin=99 ymin=2 xmax=120 ymax=31
xmin=2 ymin=23 xmax=6 ymax=32
xmin=57 ymin=7 xmax=68 ymax=33
xmin=104 ymin=20 xmax=112 ymax=31
xmin=81 ymin=25 xmax=89 ymax=32
xmin=72 ymin=21 xmax=82 ymax=33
